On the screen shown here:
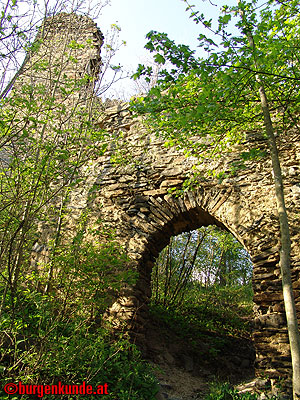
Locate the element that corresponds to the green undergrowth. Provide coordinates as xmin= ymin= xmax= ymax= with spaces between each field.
xmin=0 ymin=235 xmax=159 ymax=400
xmin=0 ymin=290 xmax=158 ymax=400
xmin=150 ymin=284 xmax=253 ymax=342
xmin=204 ymin=382 xmax=279 ymax=400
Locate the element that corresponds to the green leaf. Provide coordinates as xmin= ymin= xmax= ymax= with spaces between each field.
xmin=154 ymin=53 xmax=165 ymax=64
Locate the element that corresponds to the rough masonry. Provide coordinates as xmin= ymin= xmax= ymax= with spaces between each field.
xmin=12 ymin=13 xmax=300 ymax=391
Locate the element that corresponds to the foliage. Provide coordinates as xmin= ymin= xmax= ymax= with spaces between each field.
xmin=0 ymin=60 xmax=106 ymax=318
xmin=134 ymin=1 xmax=300 ymax=395
xmin=0 ymin=7 xmax=157 ymax=399
xmin=205 ymin=382 xmax=257 ymax=399
xmin=131 ymin=0 xmax=300 ymax=177
xmin=1 ymin=318 xmax=158 ymax=400
xmin=204 ymin=381 xmax=280 ymax=400
xmin=151 ymin=226 xmax=253 ymax=307
xmin=150 ymin=282 xmax=252 ymax=340
xmin=0 ymin=233 xmax=157 ymax=400
xmin=150 ymin=226 xmax=254 ymax=378
xmin=0 ymin=0 xmax=123 ymax=99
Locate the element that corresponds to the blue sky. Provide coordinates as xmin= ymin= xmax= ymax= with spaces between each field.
xmin=96 ymin=0 xmax=236 ymax=97
xmin=98 ymin=0 xmax=202 ymax=65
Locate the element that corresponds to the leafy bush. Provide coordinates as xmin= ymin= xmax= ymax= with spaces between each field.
xmin=0 ymin=236 xmax=158 ymax=400
xmin=0 ymin=288 xmax=158 ymax=399
xmin=150 ymin=283 xmax=253 ymax=340
xmin=204 ymin=382 xmax=279 ymax=400
xmin=205 ymin=382 xmax=257 ymax=399
xmin=1 ymin=327 xmax=158 ymax=399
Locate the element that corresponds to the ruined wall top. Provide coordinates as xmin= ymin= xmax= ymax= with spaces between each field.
xmin=41 ymin=12 xmax=103 ymax=36
xmin=13 ymin=13 xmax=103 ymax=98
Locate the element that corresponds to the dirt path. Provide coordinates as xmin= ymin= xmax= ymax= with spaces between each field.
xmin=139 ymin=313 xmax=255 ymax=400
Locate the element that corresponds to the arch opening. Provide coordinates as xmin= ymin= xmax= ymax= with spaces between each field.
xmin=139 ymin=224 xmax=256 ymax=399
xmin=110 ymin=194 xmax=292 ymax=394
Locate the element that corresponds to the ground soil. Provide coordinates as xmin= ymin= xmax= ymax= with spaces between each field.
xmin=139 ymin=311 xmax=256 ymax=400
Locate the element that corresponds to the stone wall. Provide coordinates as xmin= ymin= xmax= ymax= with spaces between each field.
xmin=4 ymin=12 xmax=104 ymax=286
xmin=73 ymin=103 xmax=299 ymax=390
xmin=14 ymin=13 xmax=103 ymax=99
xmin=11 ymin=13 xmax=300 ymax=392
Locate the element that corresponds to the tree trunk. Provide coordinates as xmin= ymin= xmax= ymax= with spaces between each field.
xmin=238 ymin=2 xmax=300 ymax=397
xmin=257 ymin=79 xmax=300 ymax=399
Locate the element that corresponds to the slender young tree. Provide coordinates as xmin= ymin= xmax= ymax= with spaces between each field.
xmin=133 ymin=0 xmax=300 ymax=396
xmin=0 ymin=0 xmax=114 ymax=316
xmin=237 ymin=2 xmax=300 ymax=397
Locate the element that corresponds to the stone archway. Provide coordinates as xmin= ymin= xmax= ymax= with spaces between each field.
xmin=88 ymin=103 xmax=300 ymax=390
xmin=103 ymin=172 xmax=287 ymax=378
xmin=133 ymin=221 xmax=256 ymax=398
